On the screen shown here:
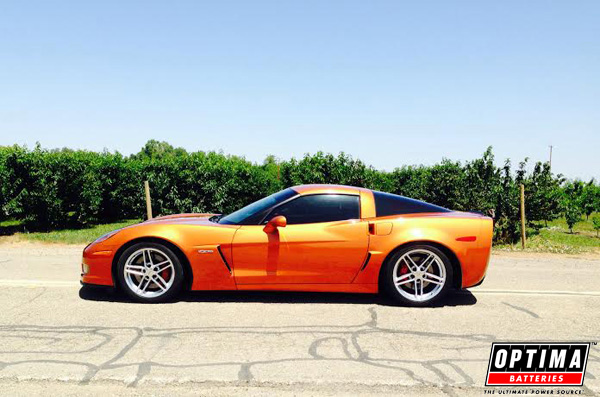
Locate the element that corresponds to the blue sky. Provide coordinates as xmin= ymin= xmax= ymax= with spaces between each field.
xmin=0 ymin=0 xmax=598 ymax=180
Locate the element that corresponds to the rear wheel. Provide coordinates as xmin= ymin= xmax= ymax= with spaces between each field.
xmin=382 ymin=245 xmax=453 ymax=307
xmin=117 ymin=242 xmax=184 ymax=303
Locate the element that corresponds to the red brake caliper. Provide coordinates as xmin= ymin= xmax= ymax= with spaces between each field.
xmin=399 ymin=263 xmax=410 ymax=289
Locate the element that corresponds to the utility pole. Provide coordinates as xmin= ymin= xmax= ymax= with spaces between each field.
xmin=549 ymin=145 xmax=553 ymax=169
xmin=520 ymin=184 xmax=526 ymax=249
xmin=144 ymin=180 xmax=153 ymax=220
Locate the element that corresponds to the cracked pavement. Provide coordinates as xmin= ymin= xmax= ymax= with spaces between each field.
xmin=0 ymin=243 xmax=599 ymax=396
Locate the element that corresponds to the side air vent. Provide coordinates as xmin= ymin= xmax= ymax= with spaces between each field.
xmin=216 ymin=246 xmax=232 ymax=274
xmin=360 ymin=252 xmax=372 ymax=272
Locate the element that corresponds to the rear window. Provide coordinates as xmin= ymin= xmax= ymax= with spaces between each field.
xmin=373 ymin=191 xmax=450 ymax=217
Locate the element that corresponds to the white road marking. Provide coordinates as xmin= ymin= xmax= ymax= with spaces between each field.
xmin=0 ymin=279 xmax=599 ymax=297
xmin=468 ymin=288 xmax=600 ymax=297
xmin=0 ymin=279 xmax=80 ymax=287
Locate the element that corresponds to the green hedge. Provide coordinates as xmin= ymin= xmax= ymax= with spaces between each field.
xmin=0 ymin=141 xmax=598 ymax=243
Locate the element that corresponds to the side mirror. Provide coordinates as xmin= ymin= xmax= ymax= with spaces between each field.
xmin=263 ymin=215 xmax=287 ymax=233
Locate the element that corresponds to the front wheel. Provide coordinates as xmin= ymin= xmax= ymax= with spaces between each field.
xmin=117 ymin=242 xmax=185 ymax=303
xmin=382 ymin=245 xmax=453 ymax=307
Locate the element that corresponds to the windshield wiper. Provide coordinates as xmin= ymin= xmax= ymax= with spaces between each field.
xmin=209 ymin=214 xmax=224 ymax=223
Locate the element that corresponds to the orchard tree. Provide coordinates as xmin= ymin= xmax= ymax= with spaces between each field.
xmin=134 ymin=140 xmax=187 ymax=160
xmin=279 ymin=152 xmax=379 ymax=190
xmin=0 ymin=146 xmax=9 ymax=221
xmin=493 ymin=159 xmax=521 ymax=243
xmin=563 ymin=201 xmax=582 ymax=233
xmin=592 ymin=217 xmax=600 ymax=238
xmin=592 ymin=216 xmax=600 ymax=237
xmin=562 ymin=180 xmax=585 ymax=207
xmin=423 ymin=159 xmax=467 ymax=210
xmin=580 ymin=181 xmax=599 ymax=220
xmin=527 ymin=162 xmax=563 ymax=226
xmin=390 ymin=165 xmax=430 ymax=202
xmin=464 ymin=147 xmax=501 ymax=215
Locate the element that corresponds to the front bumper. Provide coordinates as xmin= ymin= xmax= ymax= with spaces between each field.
xmin=81 ymin=245 xmax=115 ymax=286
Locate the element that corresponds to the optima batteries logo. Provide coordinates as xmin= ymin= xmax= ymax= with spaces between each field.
xmin=485 ymin=343 xmax=590 ymax=386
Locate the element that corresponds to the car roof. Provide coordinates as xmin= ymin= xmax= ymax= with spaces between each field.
xmin=290 ymin=184 xmax=369 ymax=196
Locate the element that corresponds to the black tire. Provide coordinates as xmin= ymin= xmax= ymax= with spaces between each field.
xmin=381 ymin=244 xmax=453 ymax=307
xmin=116 ymin=242 xmax=185 ymax=303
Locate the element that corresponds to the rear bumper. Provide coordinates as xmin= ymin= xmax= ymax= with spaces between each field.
xmin=461 ymin=218 xmax=493 ymax=288
xmin=461 ymin=248 xmax=491 ymax=288
xmin=467 ymin=276 xmax=485 ymax=288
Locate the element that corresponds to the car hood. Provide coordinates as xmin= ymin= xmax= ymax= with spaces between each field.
xmin=89 ymin=212 xmax=239 ymax=250
xmin=142 ymin=213 xmax=223 ymax=226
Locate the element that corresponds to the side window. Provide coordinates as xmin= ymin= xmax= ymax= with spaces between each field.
xmin=266 ymin=194 xmax=360 ymax=225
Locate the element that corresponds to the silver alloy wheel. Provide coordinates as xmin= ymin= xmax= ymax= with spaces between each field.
xmin=392 ymin=248 xmax=446 ymax=302
xmin=124 ymin=248 xmax=175 ymax=299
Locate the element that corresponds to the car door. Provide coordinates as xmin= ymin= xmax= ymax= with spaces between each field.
xmin=231 ymin=194 xmax=369 ymax=285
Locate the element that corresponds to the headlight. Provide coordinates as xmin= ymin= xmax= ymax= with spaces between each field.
xmin=94 ymin=229 xmax=121 ymax=244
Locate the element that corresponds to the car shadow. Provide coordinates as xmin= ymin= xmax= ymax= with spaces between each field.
xmin=79 ymin=285 xmax=477 ymax=308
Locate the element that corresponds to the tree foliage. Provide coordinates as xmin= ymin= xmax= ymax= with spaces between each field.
xmin=563 ymin=201 xmax=582 ymax=233
xmin=592 ymin=217 xmax=600 ymax=237
xmin=0 ymin=142 xmax=597 ymax=243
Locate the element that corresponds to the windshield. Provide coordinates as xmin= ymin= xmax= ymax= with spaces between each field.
xmin=219 ymin=188 xmax=298 ymax=225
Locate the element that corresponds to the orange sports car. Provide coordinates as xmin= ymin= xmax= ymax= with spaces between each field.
xmin=81 ymin=184 xmax=493 ymax=306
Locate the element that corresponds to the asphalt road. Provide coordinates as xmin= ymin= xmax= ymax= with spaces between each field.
xmin=0 ymin=241 xmax=599 ymax=396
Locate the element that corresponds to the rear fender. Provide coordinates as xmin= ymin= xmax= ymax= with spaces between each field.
xmin=353 ymin=216 xmax=482 ymax=288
